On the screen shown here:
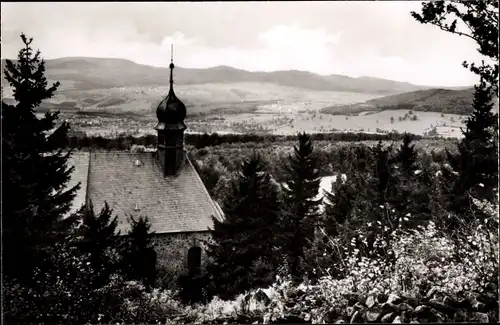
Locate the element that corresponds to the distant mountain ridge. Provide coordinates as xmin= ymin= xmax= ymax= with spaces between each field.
xmin=1 ymin=56 xmax=457 ymax=95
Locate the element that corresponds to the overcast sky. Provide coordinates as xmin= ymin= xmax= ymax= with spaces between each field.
xmin=1 ymin=2 xmax=489 ymax=87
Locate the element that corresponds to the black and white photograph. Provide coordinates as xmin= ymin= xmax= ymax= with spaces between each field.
xmin=1 ymin=1 xmax=499 ymax=324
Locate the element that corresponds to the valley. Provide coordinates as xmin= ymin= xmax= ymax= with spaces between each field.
xmin=2 ymin=56 xmax=480 ymax=138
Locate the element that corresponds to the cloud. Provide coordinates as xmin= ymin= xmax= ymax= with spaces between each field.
xmin=1 ymin=2 xmax=488 ymax=86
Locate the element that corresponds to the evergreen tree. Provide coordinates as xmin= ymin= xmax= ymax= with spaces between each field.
xmin=413 ymin=0 xmax=499 ymax=226
xmin=76 ymin=201 xmax=120 ymax=288
xmin=281 ymin=133 xmax=322 ymax=281
xmin=395 ymin=133 xmax=418 ymax=175
xmin=442 ymin=79 xmax=499 ymax=217
xmin=2 ymin=33 xmax=79 ymax=284
xmin=121 ymin=216 xmax=157 ymax=288
xmin=206 ymin=153 xmax=283 ymax=300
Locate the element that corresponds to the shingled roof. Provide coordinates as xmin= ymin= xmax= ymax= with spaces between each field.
xmin=67 ymin=151 xmax=223 ymax=235
xmin=67 ymin=151 xmax=90 ymax=216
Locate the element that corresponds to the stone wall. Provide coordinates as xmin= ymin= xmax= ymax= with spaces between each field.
xmin=153 ymin=231 xmax=213 ymax=287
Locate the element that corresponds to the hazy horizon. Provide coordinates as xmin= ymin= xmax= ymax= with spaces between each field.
xmin=1 ymin=2 xmax=491 ymax=88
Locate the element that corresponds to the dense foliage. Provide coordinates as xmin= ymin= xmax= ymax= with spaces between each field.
xmin=64 ymin=130 xmax=432 ymax=151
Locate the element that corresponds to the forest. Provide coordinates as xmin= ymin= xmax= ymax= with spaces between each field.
xmin=2 ymin=1 xmax=499 ymax=324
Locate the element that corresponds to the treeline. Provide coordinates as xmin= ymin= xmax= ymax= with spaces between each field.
xmin=189 ymin=139 xmax=453 ymax=200
xmin=65 ymin=131 xmax=441 ymax=151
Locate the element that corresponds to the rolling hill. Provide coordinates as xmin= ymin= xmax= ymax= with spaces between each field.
xmin=319 ymin=87 xmax=496 ymax=115
xmin=2 ymin=57 xmax=482 ymax=116
xmin=2 ymin=56 xmax=433 ymax=94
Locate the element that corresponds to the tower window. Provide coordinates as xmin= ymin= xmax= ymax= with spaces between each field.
xmin=187 ymin=246 xmax=201 ymax=275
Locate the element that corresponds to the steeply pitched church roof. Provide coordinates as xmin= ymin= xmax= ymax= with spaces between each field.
xmin=69 ymin=151 xmax=223 ymax=235
xmin=67 ymin=151 xmax=90 ymax=216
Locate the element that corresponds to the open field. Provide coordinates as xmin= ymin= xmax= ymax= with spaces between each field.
xmin=5 ymin=82 xmax=385 ymax=116
xmin=56 ymin=108 xmax=467 ymax=138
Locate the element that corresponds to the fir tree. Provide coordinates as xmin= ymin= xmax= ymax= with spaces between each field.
xmin=281 ymin=132 xmax=322 ymax=281
xmin=2 ymin=33 xmax=79 ymax=284
xmin=76 ymin=201 xmax=120 ymax=288
xmin=395 ymin=133 xmax=418 ymax=175
xmin=442 ymin=79 xmax=499 ymax=217
xmin=121 ymin=216 xmax=157 ymax=288
xmin=205 ymin=153 xmax=283 ymax=300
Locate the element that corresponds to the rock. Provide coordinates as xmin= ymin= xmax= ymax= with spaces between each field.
xmin=472 ymin=312 xmax=489 ymax=323
xmin=387 ymin=293 xmax=402 ymax=305
xmin=350 ymin=310 xmax=363 ymax=324
xmin=335 ymin=320 xmax=347 ymax=324
xmin=365 ymin=295 xmax=376 ymax=309
xmin=392 ymin=316 xmax=402 ymax=323
xmin=410 ymin=320 xmax=419 ymax=324
xmin=365 ymin=311 xmax=380 ymax=323
xmin=381 ymin=312 xmax=396 ymax=323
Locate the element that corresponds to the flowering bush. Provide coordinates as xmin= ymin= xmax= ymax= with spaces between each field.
xmin=164 ymin=197 xmax=498 ymax=324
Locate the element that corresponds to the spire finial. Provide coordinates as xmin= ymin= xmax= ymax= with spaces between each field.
xmin=169 ymin=44 xmax=174 ymax=91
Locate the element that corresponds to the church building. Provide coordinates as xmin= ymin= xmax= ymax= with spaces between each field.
xmin=67 ymin=57 xmax=224 ymax=279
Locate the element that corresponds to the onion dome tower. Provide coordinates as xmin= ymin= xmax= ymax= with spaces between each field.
xmin=155 ymin=45 xmax=187 ymax=176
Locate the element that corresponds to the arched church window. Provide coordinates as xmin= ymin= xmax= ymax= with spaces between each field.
xmin=187 ymin=246 xmax=201 ymax=275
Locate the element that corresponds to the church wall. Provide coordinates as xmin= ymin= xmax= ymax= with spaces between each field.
xmin=152 ymin=231 xmax=213 ymax=286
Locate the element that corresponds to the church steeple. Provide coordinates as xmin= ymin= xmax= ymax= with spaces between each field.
xmin=169 ymin=44 xmax=174 ymax=93
xmin=155 ymin=45 xmax=187 ymax=176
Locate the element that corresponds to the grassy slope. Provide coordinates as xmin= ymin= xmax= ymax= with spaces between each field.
xmin=320 ymin=87 xmax=498 ymax=115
